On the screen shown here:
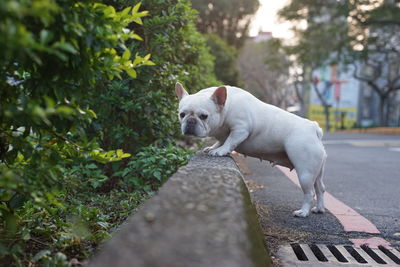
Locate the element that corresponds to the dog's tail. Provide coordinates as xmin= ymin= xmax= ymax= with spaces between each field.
xmin=313 ymin=121 xmax=323 ymax=140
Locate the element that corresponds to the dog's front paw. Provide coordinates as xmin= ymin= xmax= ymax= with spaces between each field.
xmin=202 ymin=146 xmax=213 ymax=153
xmin=311 ymin=206 xmax=325 ymax=214
xmin=208 ymin=147 xmax=231 ymax=157
xmin=293 ymin=209 xmax=310 ymax=218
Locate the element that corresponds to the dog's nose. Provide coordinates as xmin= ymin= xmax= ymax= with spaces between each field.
xmin=187 ymin=117 xmax=197 ymax=125
xmin=184 ymin=118 xmax=197 ymax=135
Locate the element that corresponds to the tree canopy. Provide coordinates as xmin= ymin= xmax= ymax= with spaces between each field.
xmin=190 ymin=0 xmax=260 ymax=48
xmin=278 ymin=0 xmax=400 ymax=126
xmin=238 ymin=39 xmax=291 ymax=107
xmin=204 ymin=34 xmax=239 ymax=85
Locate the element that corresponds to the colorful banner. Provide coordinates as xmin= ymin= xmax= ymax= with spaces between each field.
xmin=309 ymin=64 xmax=360 ymax=131
xmin=308 ymin=104 xmax=358 ymax=131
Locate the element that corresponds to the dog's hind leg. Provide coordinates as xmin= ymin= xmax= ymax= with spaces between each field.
xmin=293 ymin=170 xmax=315 ymax=217
xmin=312 ymin=155 xmax=326 ymax=214
xmin=285 ymin=136 xmax=326 ymax=217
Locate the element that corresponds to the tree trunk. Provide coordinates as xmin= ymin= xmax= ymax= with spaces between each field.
xmin=323 ymin=105 xmax=330 ymax=131
xmin=294 ymin=81 xmax=305 ymax=117
xmin=311 ymin=79 xmax=331 ymax=131
xmin=378 ymin=95 xmax=387 ymax=126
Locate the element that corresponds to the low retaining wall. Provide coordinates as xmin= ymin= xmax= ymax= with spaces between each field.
xmin=89 ymin=153 xmax=271 ymax=267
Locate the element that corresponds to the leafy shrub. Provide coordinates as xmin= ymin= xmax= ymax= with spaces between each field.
xmin=2 ymin=186 xmax=148 ymax=266
xmin=0 ymin=0 xmax=148 ymax=216
xmin=0 ymin=0 xmax=151 ymax=265
xmin=1 ymin=0 xmax=209 ymax=265
xmin=88 ymin=0 xmax=220 ymax=154
xmin=117 ymin=145 xmax=193 ymax=191
xmin=0 ymin=144 xmax=190 ymax=265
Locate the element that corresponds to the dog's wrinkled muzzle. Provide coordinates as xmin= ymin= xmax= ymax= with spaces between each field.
xmin=184 ymin=117 xmax=197 ymax=135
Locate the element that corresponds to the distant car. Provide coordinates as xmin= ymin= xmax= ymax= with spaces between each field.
xmin=286 ymin=105 xmax=301 ymax=116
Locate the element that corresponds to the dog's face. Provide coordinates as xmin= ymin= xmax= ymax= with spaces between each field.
xmin=175 ymin=82 xmax=226 ymax=137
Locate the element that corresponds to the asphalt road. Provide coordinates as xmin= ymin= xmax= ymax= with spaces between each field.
xmin=323 ymin=133 xmax=400 ymax=240
xmin=236 ymin=132 xmax=400 ymax=257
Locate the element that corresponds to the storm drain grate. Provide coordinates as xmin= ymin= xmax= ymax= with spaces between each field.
xmin=278 ymin=244 xmax=400 ymax=266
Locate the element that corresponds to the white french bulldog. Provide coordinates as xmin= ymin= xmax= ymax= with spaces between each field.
xmin=175 ymin=82 xmax=327 ymax=217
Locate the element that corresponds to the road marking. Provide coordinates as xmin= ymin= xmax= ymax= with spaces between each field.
xmin=349 ymin=237 xmax=393 ymax=250
xmin=323 ymin=139 xmax=400 ymax=147
xmin=277 ymin=166 xmax=380 ymax=234
xmin=233 ymin=154 xmax=393 ymax=250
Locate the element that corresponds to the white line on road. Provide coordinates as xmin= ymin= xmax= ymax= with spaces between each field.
xmin=323 ymin=139 xmax=400 ymax=147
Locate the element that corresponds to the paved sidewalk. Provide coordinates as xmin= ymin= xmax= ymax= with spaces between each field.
xmin=235 ymin=156 xmax=358 ymax=266
xmin=233 ymin=132 xmax=400 ymax=266
xmin=233 ymin=155 xmax=350 ymax=265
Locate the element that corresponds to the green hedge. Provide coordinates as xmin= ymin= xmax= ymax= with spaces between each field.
xmin=89 ymin=0 xmax=219 ymax=154
xmin=0 ymin=0 xmax=216 ymax=265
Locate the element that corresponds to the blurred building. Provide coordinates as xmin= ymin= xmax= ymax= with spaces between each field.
xmin=249 ymin=31 xmax=273 ymax=43
xmin=357 ymin=21 xmax=400 ymax=128
xmin=306 ymin=64 xmax=360 ymax=131
xmin=358 ymin=78 xmax=400 ymax=128
xmin=302 ymin=1 xmax=400 ymax=129
xmin=303 ymin=63 xmax=400 ymax=130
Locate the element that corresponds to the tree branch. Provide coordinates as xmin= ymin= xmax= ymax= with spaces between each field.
xmin=363 ymin=19 xmax=400 ymax=26
xmin=309 ymin=70 xmax=330 ymax=107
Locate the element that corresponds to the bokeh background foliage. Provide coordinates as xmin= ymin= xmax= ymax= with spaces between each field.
xmin=90 ymin=0 xmax=219 ymax=154
xmin=0 ymin=0 xmax=216 ymax=265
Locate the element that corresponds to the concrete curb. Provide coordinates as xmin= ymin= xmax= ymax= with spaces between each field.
xmin=89 ymin=153 xmax=271 ymax=267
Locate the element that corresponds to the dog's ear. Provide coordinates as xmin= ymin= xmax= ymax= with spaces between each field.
xmin=211 ymin=86 xmax=227 ymax=108
xmin=175 ymin=82 xmax=189 ymax=101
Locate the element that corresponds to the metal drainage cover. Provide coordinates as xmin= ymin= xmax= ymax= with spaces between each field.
xmin=277 ymin=243 xmax=400 ymax=266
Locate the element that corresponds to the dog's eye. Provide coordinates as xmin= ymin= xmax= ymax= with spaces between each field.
xmin=179 ymin=112 xmax=185 ymax=118
xmin=199 ymin=114 xmax=208 ymax=120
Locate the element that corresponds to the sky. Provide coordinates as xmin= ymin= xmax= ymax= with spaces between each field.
xmin=249 ymin=0 xmax=293 ymax=39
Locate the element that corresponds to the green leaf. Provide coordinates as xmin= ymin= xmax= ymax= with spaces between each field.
xmin=3 ymin=210 xmax=19 ymax=234
xmin=144 ymin=60 xmax=155 ymax=66
xmin=39 ymin=30 xmax=52 ymax=44
xmin=153 ymin=171 xmax=161 ymax=181
xmin=121 ymin=6 xmax=132 ymax=17
xmin=122 ymin=49 xmax=131 ymax=60
xmin=133 ymin=17 xmax=143 ymax=25
xmin=136 ymin=11 xmax=149 ymax=18
xmin=103 ymin=5 xmax=116 ymax=17
xmin=144 ymin=54 xmax=151 ymax=61
xmin=86 ymin=109 xmax=97 ymax=119
xmin=132 ymin=56 xmax=144 ymax=66
xmin=9 ymin=193 xmax=27 ymax=211
xmin=0 ymin=243 xmax=8 ymax=257
xmin=121 ymin=153 xmax=131 ymax=158
xmin=33 ymin=250 xmax=51 ymax=262
xmin=130 ymin=33 xmax=143 ymax=41
xmin=96 ymin=221 xmax=109 ymax=229
xmin=21 ymin=228 xmax=31 ymax=241
xmin=44 ymin=96 xmax=55 ymax=108
xmin=56 ymin=105 xmax=75 ymax=115
xmin=86 ymin=163 xmax=98 ymax=169
xmin=132 ymin=2 xmax=141 ymax=14
xmin=52 ymin=42 xmax=77 ymax=54
xmin=125 ymin=68 xmax=137 ymax=78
